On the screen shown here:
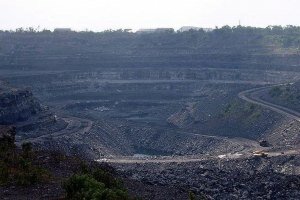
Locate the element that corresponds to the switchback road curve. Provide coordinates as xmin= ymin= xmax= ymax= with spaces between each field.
xmin=238 ymin=83 xmax=300 ymax=122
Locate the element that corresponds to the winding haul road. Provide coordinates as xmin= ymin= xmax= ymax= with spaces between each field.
xmin=238 ymin=83 xmax=300 ymax=122
xmin=100 ymin=83 xmax=300 ymax=164
xmin=21 ymin=116 xmax=93 ymax=144
xmin=18 ymin=81 xmax=299 ymax=164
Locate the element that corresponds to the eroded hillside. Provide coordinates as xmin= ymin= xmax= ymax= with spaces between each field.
xmin=0 ymin=27 xmax=300 ymax=199
xmin=0 ymin=81 xmax=41 ymax=124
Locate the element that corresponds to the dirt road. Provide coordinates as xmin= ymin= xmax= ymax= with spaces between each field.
xmin=21 ymin=116 xmax=93 ymax=143
xmin=238 ymin=83 xmax=300 ymax=122
xmin=98 ymin=83 xmax=300 ymax=164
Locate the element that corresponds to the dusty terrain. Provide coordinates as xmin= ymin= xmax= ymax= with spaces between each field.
xmin=1 ymin=69 xmax=299 ymax=158
xmin=1 ymin=28 xmax=300 ymax=199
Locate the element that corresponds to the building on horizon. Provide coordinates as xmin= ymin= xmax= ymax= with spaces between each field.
xmin=136 ymin=28 xmax=174 ymax=34
xmin=178 ymin=26 xmax=213 ymax=32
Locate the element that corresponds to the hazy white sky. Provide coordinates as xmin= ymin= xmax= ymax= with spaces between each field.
xmin=0 ymin=0 xmax=299 ymax=31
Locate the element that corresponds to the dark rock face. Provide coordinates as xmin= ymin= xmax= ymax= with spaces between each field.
xmin=0 ymin=125 xmax=16 ymax=145
xmin=259 ymin=140 xmax=271 ymax=147
xmin=0 ymin=83 xmax=41 ymax=125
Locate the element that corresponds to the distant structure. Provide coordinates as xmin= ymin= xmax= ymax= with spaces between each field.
xmin=136 ymin=28 xmax=174 ymax=34
xmin=136 ymin=29 xmax=156 ymax=34
xmin=155 ymin=28 xmax=174 ymax=33
xmin=54 ymin=28 xmax=72 ymax=33
xmin=178 ymin=26 xmax=213 ymax=32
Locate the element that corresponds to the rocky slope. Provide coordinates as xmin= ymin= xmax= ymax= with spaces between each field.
xmin=0 ymin=81 xmax=41 ymax=124
xmin=0 ymin=121 xmax=188 ymax=200
xmin=0 ymin=125 xmax=15 ymax=144
xmin=262 ymin=81 xmax=300 ymax=112
xmin=113 ymin=155 xmax=300 ymax=199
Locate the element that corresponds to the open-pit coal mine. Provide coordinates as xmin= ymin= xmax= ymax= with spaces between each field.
xmin=0 ymin=28 xmax=300 ymax=199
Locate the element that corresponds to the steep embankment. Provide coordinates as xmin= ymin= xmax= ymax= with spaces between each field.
xmin=238 ymin=82 xmax=300 ymax=148
xmin=0 ymin=81 xmax=41 ymax=124
xmin=261 ymin=81 xmax=300 ymax=112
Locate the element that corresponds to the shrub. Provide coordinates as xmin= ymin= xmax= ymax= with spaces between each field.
xmin=15 ymin=165 xmax=50 ymax=186
xmin=189 ymin=191 xmax=196 ymax=200
xmin=63 ymin=174 xmax=130 ymax=200
xmin=188 ymin=191 xmax=207 ymax=200
xmin=0 ymin=163 xmax=9 ymax=185
xmin=92 ymin=169 xmax=122 ymax=189
xmin=269 ymin=86 xmax=283 ymax=97
xmin=63 ymin=174 xmax=105 ymax=200
xmin=0 ymin=140 xmax=50 ymax=186
xmin=63 ymin=169 xmax=131 ymax=200
xmin=21 ymin=142 xmax=33 ymax=159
